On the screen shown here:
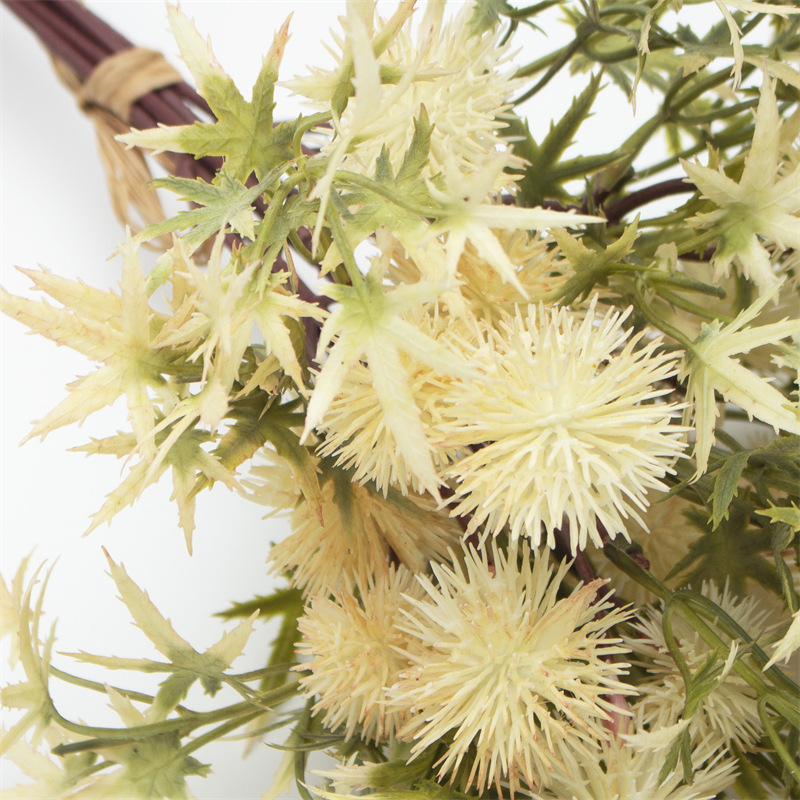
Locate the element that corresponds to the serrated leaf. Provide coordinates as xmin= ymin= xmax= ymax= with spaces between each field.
xmin=515 ymin=73 xmax=604 ymax=205
xmin=142 ymin=173 xmax=270 ymax=253
xmin=327 ymin=108 xmax=435 ymax=272
xmin=14 ymin=266 xmax=122 ymax=323
xmin=670 ymin=506 xmax=780 ymax=596
xmin=120 ymin=9 xmax=295 ymax=181
xmin=207 ymin=398 xmax=322 ymax=523
xmin=709 ymin=436 xmax=800 ymax=529
xmin=217 ymin=588 xmax=303 ymax=620
xmin=711 ymin=450 xmax=750 ymax=528
xmin=104 ymin=550 xmax=195 ymax=663
xmin=468 ymin=0 xmax=510 ymax=35
xmin=759 ymin=503 xmax=800 ymax=532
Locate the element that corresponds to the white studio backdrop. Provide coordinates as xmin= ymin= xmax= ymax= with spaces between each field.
xmin=1 ymin=1 xmax=677 ymax=797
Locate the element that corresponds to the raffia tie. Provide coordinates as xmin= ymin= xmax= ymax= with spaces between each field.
xmin=54 ymin=48 xmax=184 ymax=242
xmin=78 ymin=47 xmax=182 ymax=121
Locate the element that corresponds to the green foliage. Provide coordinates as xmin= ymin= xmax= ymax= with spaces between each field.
xmin=143 ymin=173 xmax=271 ymax=252
xmin=508 ymin=74 xmax=619 ymax=206
xmin=467 ymin=0 xmax=510 ymax=36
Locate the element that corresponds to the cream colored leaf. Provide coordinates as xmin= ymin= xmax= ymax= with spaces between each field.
xmin=103 ymin=550 xmax=195 ymax=662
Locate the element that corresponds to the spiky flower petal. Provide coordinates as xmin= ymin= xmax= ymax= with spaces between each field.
xmin=388 ymin=541 xmax=634 ymax=795
xmin=441 ymin=298 xmax=685 ymax=552
xmin=295 ymin=567 xmax=423 ymax=742
xmin=259 ymin=460 xmax=462 ymax=595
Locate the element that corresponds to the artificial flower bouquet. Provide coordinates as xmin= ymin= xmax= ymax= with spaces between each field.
xmin=2 ymin=0 xmax=800 ymax=798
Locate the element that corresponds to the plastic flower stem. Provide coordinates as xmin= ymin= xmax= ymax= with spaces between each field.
xmin=254 ymin=171 xmax=307 ymax=250
xmin=640 ymin=123 xmax=757 ymax=179
xmin=327 ymin=206 xmax=368 ymax=291
xmin=603 ymin=541 xmax=799 ymax=725
xmin=655 ymin=288 xmax=732 ymax=322
xmin=773 ymin=535 xmax=800 ymax=616
xmin=513 ymin=29 xmax=592 ymax=101
xmin=294 ymin=699 xmax=316 ymax=800
xmin=760 ymin=696 xmax=800 ymax=785
xmin=179 ymin=709 xmax=269 ymax=757
xmin=668 ymin=64 xmax=757 ymax=115
xmin=661 ymin=598 xmax=694 ymax=689
xmin=632 ymin=278 xmax=695 ymax=349
xmin=505 ymin=0 xmax=563 ymax=19
xmin=292 ymin=111 xmax=332 ymax=161
xmin=675 ymin=97 xmax=761 ymax=127
xmin=676 ymin=590 xmax=800 ymax=701
xmin=644 ymin=271 xmax=727 ymax=299
xmin=49 ymin=664 xmax=192 ymax=713
xmin=47 ymin=682 xmax=299 ymax=747
xmin=603 ymin=178 xmax=692 ymax=226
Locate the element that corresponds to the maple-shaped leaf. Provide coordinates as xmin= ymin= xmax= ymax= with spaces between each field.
xmin=550 ymin=219 xmax=640 ymax=304
xmin=76 ymin=423 xmax=238 ymax=553
xmin=141 ymin=172 xmax=270 ymax=254
xmin=679 ymin=289 xmax=800 ymax=476
xmin=101 ymin=551 xmax=256 ymax=716
xmin=247 ymin=271 xmax=327 ymax=395
xmin=429 ymin=153 xmax=602 ymax=297
xmin=119 ymin=6 xmax=295 ymax=181
xmin=468 ymin=0 xmax=511 ymax=35
xmin=668 ymin=505 xmax=781 ymax=597
xmin=210 ymin=397 xmax=323 ymax=524
xmin=506 ymin=75 xmax=620 ymax=207
xmin=77 ymin=720 xmax=210 ymax=799
xmin=683 ymin=76 xmax=800 ymax=294
xmin=322 ymin=108 xmax=435 ymax=275
xmin=1 ymin=235 xmax=180 ymax=461
xmin=0 ymin=566 xmax=55 ymax=758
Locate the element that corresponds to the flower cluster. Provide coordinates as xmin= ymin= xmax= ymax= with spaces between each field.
xmin=2 ymin=0 xmax=799 ymax=798
xmin=297 ymin=541 xmax=634 ymax=795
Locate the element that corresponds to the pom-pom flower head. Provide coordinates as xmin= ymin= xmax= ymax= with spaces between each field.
xmin=286 ymin=0 xmax=524 ymax=184
xmin=295 ymin=566 xmax=423 ymax=744
xmin=440 ymin=298 xmax=686 ymax=552
xmin=253 ymin=456 xmax=462 ymax=595
xmin=388 ymin=541 xmax=634 ymax=795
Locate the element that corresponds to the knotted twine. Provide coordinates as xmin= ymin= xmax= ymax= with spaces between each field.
xmin=54 ymin=47 xmax=183 ymax=241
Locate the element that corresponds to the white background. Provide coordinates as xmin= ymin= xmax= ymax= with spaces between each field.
xmin=1 ymin=1 xmax=682 ymax=797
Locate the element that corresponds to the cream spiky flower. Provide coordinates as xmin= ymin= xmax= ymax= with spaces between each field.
xmin=533 ymin=732 xmax=737 ymax=800
xmin=287 ymin=0 xmax=524 ymax=187
xmin=625 ymin=582 xmax=775 ymax=748
xmin=295 ymin=566 xmax=423 ymax=743
xmin=678 ymin=287 xmax=800 ymax=477
xmin=260 ymin=459 xmax=463 ymax=595
xmin=388 ymin=541 xmax=634 ymax=795
xmin=440 ymin=297 xmax=686 ymax=552
xmin=315 ymin=305 xmax=465 ymax=496
xmin=682 ymin=76 xmax=800 ymax=294
xmin=455 ymin=229 xmax=570 ymax=322
xmin=301 ymin=267 xmax=475 ymax=498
